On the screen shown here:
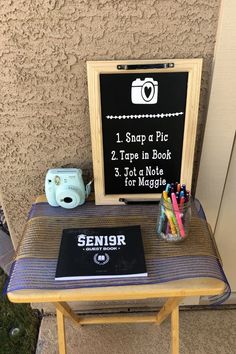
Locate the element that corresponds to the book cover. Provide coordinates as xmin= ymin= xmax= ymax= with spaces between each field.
xmin=55 ymin=225 xmax=147 ymax=280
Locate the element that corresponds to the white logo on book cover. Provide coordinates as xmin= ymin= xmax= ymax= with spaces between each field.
xmin=93 ymin=253 xmax=110 ymax=266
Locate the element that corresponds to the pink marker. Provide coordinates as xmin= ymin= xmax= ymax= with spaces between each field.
xmin=171 ymin=193 xmax=185 ymax=238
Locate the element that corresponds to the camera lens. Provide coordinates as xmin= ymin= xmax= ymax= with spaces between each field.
xmin=56 ymin=188 xmax=83 ymax=209
xmin=64 ymin=197 xmax=73 ymax=204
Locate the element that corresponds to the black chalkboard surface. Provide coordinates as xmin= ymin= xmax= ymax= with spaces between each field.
xmin=100 ymin=72 xmax=188 ymax=195
xmin=87 ymin=60 xmax=202 ymax=204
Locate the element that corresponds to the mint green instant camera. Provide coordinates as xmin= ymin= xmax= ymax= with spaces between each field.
xmin=45 ymin=168 xmax=91 ymax=209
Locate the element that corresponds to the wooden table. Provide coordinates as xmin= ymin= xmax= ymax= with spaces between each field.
xmin=7 ymin=196 xmax=225 ymax=354
xmin=8 ymin=278 xmax=224 ymax=354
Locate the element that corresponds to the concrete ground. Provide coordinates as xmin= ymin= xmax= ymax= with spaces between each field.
xmin=36 ymin=309 xmax=236 ymax=354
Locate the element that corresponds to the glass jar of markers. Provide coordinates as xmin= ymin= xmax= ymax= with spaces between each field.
xmin=156 ymin=191 xmax=192 ymax=242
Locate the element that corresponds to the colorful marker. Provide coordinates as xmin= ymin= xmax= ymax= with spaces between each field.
xmin=180 ymin=196 xmax=185 ymax=212
xmin=171 ymin=193 xmax=185 ymax=238
xmin=167 ymin=197 xmax=179 ymax=236
xmin=158 ymin=182 xmax=191 ymax=239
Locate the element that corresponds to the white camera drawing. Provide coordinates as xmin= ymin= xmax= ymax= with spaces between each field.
xmin=131 ymin=78 xmax=158 ymax=104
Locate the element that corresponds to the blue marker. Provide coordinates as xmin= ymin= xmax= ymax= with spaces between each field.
xmin=180 ymin=190 xmax=185 ymax=202
xmin=165 ymin=184 xmax=171 ymax=194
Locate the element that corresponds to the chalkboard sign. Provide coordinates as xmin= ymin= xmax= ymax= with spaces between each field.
xmin=87 ymin=59 xmax=202 ymax=204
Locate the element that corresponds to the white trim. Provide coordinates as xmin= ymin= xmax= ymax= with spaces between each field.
xmin=196 ymin=0 xmax=236 ymax=231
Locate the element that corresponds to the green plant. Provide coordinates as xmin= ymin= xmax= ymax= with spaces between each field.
xmin=0 ymin=268 xmax=41 ymax=354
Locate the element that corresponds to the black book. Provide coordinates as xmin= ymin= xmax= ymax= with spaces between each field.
xmin=55 ymin=225 xmax=147 ymax=280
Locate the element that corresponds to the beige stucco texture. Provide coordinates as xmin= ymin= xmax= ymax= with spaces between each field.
xmin=0 ymin=0 xmax=220 ymax=248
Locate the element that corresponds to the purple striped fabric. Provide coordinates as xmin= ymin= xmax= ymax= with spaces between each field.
xmin=5 ymin=199 xmax=230 ymax=305
xmin=7 ymin=256 xmax=230 ymax=305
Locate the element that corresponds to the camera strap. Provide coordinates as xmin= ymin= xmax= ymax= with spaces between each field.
xmin=85 ymin=179 xmax=93 ymax=198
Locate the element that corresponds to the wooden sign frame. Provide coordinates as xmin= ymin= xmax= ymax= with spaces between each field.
xmin=87 ymin=59 xmax=202 ymax=205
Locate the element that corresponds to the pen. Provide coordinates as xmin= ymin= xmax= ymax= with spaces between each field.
xmin=165 ymin=184 xmax=171 ymax=193
xmin=164 ymin=209 xmax=176 ymax=235
xmin=171 ymin=193 xmax=185 ymax=238
xmin=176 ymin=191 xmax=179 ymax=204
xmin=163 ymin=191 xmax=176 ymax=235
xmin=180 ymin=190 xmax=185 ymax=201
xmin=167 ymin=197 xmax=179 ymax=236
xmin=163 ymin=191 xmax=168 ymax=201
xmin=158 ymin=203 xmax=165 ymax=234
xmin=180 ymin=196 xmax=185 ymax=213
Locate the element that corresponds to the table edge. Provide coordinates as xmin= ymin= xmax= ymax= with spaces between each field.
xmin=7 ymin=278 xmax=225 ymax=303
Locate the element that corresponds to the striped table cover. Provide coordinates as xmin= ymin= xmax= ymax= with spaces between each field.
xmin=6 ymin=200 xmax=230 ymax=304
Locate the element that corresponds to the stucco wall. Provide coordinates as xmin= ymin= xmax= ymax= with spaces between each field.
xmin=0 ymin=0 xmax=220 ymax=248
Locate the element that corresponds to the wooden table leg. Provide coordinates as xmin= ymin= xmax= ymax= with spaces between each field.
xmin=56 ymin=307 xmax=66 ymax=354
xmin=156 ymin=297 xmax=183 ymax=354
xmin=55 ymin=302 xmax=81 ymax=354
xmin=55 ymin=302 xmax=81 ymax=326
xmin=171 ymin=305 xmax=179 ymax=354
xmin=54 ymin=298 xmax=183 ymax=354
xmin=156 ymin=297 xmax=183 ymax=325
